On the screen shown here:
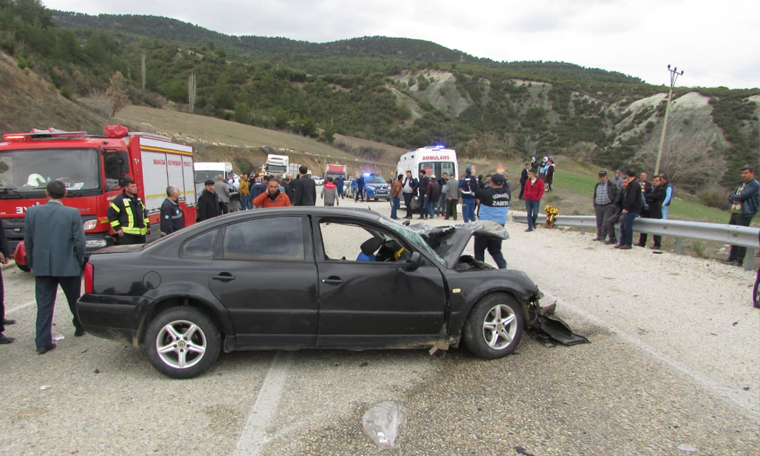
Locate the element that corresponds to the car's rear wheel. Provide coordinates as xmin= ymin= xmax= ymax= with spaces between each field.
xmin=463 ymin=293 xmax=524 ymax=359
xmin=145 ymin=307 xmax=221 ymax=379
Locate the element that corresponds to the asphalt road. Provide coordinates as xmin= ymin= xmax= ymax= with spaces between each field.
xmin=1 ymin=195 xmax=758 ymax=455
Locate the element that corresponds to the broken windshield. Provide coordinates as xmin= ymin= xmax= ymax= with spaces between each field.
xmin=0 ymin=148 xmax=100 ymax=196
xmin=378 ymin=216 xmax=446 ymax=267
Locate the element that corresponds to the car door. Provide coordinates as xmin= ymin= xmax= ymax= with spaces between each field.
xmin=209 ymin=215 xmax=318 ymax=347
xmin=313 ymin=217 xmax=446 ymax=348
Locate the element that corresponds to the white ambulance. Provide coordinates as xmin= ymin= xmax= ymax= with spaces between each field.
xmin=396 ymin=146 xmax=458 ymax=209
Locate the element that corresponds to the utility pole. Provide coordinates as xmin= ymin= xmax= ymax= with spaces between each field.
xmin=654 ymin=64 xmax=684 ymax=175
xmin=141 ymin=54 xmax=146 ymax=90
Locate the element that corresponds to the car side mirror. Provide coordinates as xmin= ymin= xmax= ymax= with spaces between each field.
xmin=403 ymin=251 xmax=423 ymax=271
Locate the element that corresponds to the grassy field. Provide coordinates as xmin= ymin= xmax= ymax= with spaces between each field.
xmin=115 ymin=106 xmax=400 ymax=167
xmin=529 ymin=159 xmax=730 ymax=223
xmin=114 ymin=105 xmax=733 ymax=224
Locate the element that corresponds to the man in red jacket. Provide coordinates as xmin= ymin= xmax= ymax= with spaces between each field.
xmin=523 ymin=170 xmax=544 ymax=232
xmin=252 ymin=178 xmax=292 ymax=208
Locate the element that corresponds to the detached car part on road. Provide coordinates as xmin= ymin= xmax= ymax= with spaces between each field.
xmin=78 ymin=209 xmax=557 ymax=379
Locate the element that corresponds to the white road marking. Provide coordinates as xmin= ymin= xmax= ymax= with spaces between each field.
xmin=234 ymin=352 xmax=294 ymax=456
xmin=543 ymin=289 xmax=760 ymax=419
xmin=6 ymin=300 xmax=36 ymax=314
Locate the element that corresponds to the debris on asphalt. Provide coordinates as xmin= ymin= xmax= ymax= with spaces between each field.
xmin=362 ymin=401 xmax=406 ymax=450
xmin=515 ymin=446 xmax=536 ymax=456
xmin=359 ymin=361 xmax=368 ymax=367
xmin=94 ymin=369 xmax=100 ymax=374
xmin=677 ymin=444 xmax=698 ymax=452
xmin=39 ymin=385 xmax=52 ymax=391
xmin=531 ymin=313 xmax=589 ymax=346
xmin=53 ymin=334 xmax=65 ymax=341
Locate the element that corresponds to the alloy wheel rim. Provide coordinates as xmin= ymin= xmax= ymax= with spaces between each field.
xmin=481 ymin=304 xmax=517 ymax=350
xmin=156 ymin=320 xmax=207 ymax=369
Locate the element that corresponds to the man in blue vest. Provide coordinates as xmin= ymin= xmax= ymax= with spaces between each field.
xmin=459 ymin=167 xmax=477 ymax=222
xmin=472 ymin=168 xmax=510 ymax=269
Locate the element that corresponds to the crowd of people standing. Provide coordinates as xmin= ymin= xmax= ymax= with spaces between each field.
xmin=593 ymin=169 xmax=673 ymax=250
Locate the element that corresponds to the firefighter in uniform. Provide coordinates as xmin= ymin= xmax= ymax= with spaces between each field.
xmin=108 ymin=177 xmax=150 ymax=245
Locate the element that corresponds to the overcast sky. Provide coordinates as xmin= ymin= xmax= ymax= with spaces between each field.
xmin=43 ymin=0 xmax=759 ymax=89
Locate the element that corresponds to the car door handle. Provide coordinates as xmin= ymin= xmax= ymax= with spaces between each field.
xmin=212 ymin=273 xmax=235 ymax=281
xmin=321 ymin=277 xmax=344 ymax=284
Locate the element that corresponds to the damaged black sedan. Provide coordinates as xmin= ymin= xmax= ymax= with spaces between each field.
xmin=78 ymin=208 xmax=566 ymax=379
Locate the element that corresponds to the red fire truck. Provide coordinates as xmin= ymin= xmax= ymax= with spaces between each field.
xmin=0 ymin=126 xmax=197 ymax=266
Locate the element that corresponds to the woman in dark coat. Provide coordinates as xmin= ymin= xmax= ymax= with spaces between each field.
xmin=544 ymin=159 xmax=555 ymax=192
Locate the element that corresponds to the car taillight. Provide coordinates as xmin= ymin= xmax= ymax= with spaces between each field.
xmin=84 ymin=263 xmax=94 ymax=294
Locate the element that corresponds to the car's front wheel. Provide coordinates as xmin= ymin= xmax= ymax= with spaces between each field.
xmin=145 ymin=307 xmax=221 ymax=379
xmin=463 ymin=293 xmax=524 ymax=359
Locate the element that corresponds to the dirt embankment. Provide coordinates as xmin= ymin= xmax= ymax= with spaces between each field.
xmin=0 ymin=51 xmax=106 ymax=133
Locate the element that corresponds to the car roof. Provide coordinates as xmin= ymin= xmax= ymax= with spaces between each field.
xmin=187 ymin=207 xmax=383 ymax=231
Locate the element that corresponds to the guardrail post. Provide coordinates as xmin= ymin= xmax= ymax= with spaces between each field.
xmin=744 ymin=248 xmax=756 ymax=271
xmin=675 ymin=238 xmax=683 ymax=254
xmin=580 ymin=228 xmax=586 ymax=235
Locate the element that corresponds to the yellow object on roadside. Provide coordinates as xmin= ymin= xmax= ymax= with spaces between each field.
xmin=545 ymin=205 xmax=560 ymax=229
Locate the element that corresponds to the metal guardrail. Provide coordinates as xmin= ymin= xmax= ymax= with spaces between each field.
xmin=512 ymin=214 xmax=759 ymax=271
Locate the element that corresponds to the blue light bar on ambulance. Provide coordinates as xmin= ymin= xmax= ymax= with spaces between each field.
xmin=2 ymin=128 xmax=88 ymax=142
xmin=363 ymin=172 xmax=371 ymax=177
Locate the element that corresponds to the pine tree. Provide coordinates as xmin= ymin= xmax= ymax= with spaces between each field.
xmin=105 ymin=71 xmax=129 ymax=117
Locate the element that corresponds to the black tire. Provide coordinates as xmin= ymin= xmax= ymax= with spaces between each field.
xmin=145 ymin=307 xmax=221 ymax=379
xmin=462 ymin=293 xmax=524 ymax=359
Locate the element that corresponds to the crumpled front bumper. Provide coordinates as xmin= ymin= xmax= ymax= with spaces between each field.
xmin=528 ymin=290 xmax=589 ymax=346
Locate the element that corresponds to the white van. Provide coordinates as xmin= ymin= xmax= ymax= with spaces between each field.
xmin=396 ymin=146 xmax=458 ymax=209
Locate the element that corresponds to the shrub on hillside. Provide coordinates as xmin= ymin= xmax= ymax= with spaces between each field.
xmin=696 ymin=185 xmax=731 ymax=211
xmin=126 ymin=86 xmax=163 ymax=108
xmin=234 ymin=156 xmax=255 ymax=174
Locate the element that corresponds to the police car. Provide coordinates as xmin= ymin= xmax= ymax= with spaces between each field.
xmin=351 ymin=173 xmax=390 ymax=201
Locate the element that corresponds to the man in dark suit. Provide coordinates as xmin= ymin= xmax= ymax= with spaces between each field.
xmin=293 ymin=165 xmax=316 ymax=206
xmin=24 ymin=180 xmax=86 ymax=354
xmin=0 ymin=217 xmax=15 ymax=344
xmin=196 ymin=180 xmax=221 ymax=222
xmin=615 ymin=170 xmax=642 ymax=250
xmin=519 ymin=163 xmax=529 ymax=200
xmin=641 ymin=175 xmax=665 ymax=250
xmin=282 ymin=175 xmax=296 ymax=203
xmin=417 ymin=170 xmax=430 ymax=220
xmin=401 ymin=170 xmax=418 ymax=219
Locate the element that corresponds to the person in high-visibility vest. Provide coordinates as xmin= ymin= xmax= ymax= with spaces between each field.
xmin=107 ymin=177 xmax=150 ymax=245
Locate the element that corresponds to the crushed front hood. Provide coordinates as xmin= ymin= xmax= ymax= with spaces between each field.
xmin=408 ymin=220 xmax=509 ymax=269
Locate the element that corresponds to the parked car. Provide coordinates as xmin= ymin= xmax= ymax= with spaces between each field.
xmin=78 ymin=208 xmax=551 ymax=379
xmin=313 ymin=176 xmax=325 ymax=186
xmin=350 ymin=174 xmax=390 ymax=201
